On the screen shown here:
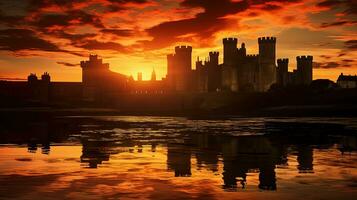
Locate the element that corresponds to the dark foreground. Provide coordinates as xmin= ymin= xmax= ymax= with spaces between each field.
xmin=0 ymin=116 xmax=356 ymax=200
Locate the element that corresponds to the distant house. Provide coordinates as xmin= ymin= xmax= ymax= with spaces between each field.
xmin=337 ymin=73 xmax=357 ymax=88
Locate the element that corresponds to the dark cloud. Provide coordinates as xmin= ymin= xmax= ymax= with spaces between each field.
xmin=342 ymin=59 xmax=354 ymax=62
xmin=0 ymin=29 xmax=60 ymax=52
xmin=100 ymin=29 xmax=134 ymax=37
xmin=261 ymin=4 xmax=282 ymax=11
xmin=33 ymin=10 xmax=104 ymax=29
xmin=143 ymin=0 xmax=250 ymax=49
xmin=143 ymin=0 xmax=304 ymax=49
xmin=317 ymin=0 xmax=357 ymax=15
xmin=27 ymin=0 xmax=87 ymax=11
xmin=0 ymin=28 xmax=86 ymax=57
xmin=0 ymin=12 xmax=23 ymax=26
xmin=56 ymin=61 xmax=80 ymax=67
xmin=54 ymin=31 xmax=96 ymax=42
xmin=74 ymin=39 xmax=130 ymax=53
xmin=345 ymin=40 xmax=357 ymax=49
xmin=320 ymin=20 xmax=357 ymax=28
xmin=320 ymin=55 xmax=332 ymax=59
xmin=107 ymin=0 xmax=147 ymax=3
xmin=313 ymin=61 xmax=340 ymax=69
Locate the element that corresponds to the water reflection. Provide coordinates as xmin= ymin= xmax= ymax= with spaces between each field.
xmin=0 ymin=115 xmax=356 ymax=199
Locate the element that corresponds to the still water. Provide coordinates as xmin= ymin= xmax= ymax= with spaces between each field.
xmin=0 ymin=116 xmax=356 ymax=200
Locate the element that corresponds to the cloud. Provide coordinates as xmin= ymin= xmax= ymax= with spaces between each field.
xmin=56 ymin=61 xmax=80 ymax=67
xmin=345 ymin=40 xmax=357 ymax=49
xmin=32 ymin=10 xmax=104 ymax=29
xmin=100 ymin=28 xmax=134 ymax=37
xmin=313 ymin=61 xmax=340 ymax=69
xmin=74 ymin=39 xmax=131 ymax=52
xmin=0 ymin=29 xmax=61 ymax=52
xmin=320 ymin=20 xmax=357 ymax=28
xmin=142 ymin=0 xmax=250 ymax=49
xmin=313 ymin=59 xmax=355 ymax=69
xmin=316 ymin=0 xmax=357 ymax=15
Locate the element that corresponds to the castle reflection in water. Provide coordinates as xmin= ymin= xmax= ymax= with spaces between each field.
xmin=0 ymin=115 xmax=356 ymax=191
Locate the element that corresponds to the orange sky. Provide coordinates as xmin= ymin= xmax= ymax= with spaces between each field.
xmin=0 ymin=0 xmax=356 ymax=82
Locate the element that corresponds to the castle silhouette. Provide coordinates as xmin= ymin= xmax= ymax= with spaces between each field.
xmin=78 ymin=36 xmax=313 ymax=100
xmin=0 ymin=36 xmax=314 ymax=105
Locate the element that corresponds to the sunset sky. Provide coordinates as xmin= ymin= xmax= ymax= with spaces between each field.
xmin=0 ymin=0 xmax=356 ymax=81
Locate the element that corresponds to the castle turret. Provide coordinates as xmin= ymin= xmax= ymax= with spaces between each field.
xmin=207 ymin=51 xmax=221 ymax=92
xmin=209 ymin=51 xmax=219 ymax=66
xmin=173 ymin=45 xmax=193 ymax=91
xmin=258 ymin=37 xmax=277 ymax=91
xmin=222 ymin=38 xmax=238 ymax=91
xmin=296 ymin=56 xmax=313 ymax=85
xmin=277 ymin=59 xmax=289 ymax=86
xmin=41 ymin=72 xmax=51 ymax=83
xmin=223 ymin=38 xmax=238 ymax=66
xmin=27 ymin=73 xmax=38 ymax=85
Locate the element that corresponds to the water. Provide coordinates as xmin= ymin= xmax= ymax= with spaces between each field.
xmin=0 ymin=116 xmax=356 ymax=200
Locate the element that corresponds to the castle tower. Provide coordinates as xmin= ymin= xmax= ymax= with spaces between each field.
xmin=80 ymin=54 xmax=109 ymax=85
xmin=208 ymin=51 xmax=221 ymax=91
xmin=258 ymin=37 xmax=277 ymax=91
xmin=41 ymin=72 xmax=51 ymax=83
xmin=223 ymin=38 xmax=238 ymax=66
xmin=296 ymin=56 xmax=313 ymax=85
xmin=151 ymin=69 xmax=156 ymax=81
xmin=173 ymin=45 xmax=193 ymax=91
xmin=277 ymin=59 xmax=289 ymax=86
xmin=222 ymin=38 xmax=238 ymax=91
xmin=209 ymin=51 xmax=219 ymax=66
xmin=27 ymin=73 xmax=38 ymax=85
xmin=196 ymin=58 xmax=207 ymax=92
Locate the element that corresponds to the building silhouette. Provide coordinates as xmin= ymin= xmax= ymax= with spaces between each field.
xmin=166 ymin=46 xmax=194 ymax=91
xmin=337 ymin=73 xmax=357 ymax=88
xmin=276 ymin=56 xmax=313 ymax=87
xmin=0 ymin=36 xmax=319 ymax=105
xmin=221 ymin=37 xmax=276 ymax=92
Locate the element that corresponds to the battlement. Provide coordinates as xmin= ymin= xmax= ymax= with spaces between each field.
xmin=246 ymin=54 xmax=258 ymax=58
xmin=209 ymin=51 xmax=219 ymax=56
xmin=297 ymin=55 xmax=313 ymax=62
xmin=196 ymin=60 xmax=203 ymax=65
xmin=258 ymin=37 xmax=276 ymax=43
xmin=28 ymin=73 xmax=37 ymax=77
xmin=277 ymin=58 xmax=289 ymax=64
xmin=89 ymin=54 xmax=98 ymax=61
xmin=41 ymin=72 xmax=50 ymax=82
xmin=175 ymin=45 xmax=192 ymax=53
xmin=28 ymin=73 xmax=38 ymax=81
xmin=167 ymin=54 xmax=175 ymax=58
xmin=223 ymin=38 xmax=238 ymax=44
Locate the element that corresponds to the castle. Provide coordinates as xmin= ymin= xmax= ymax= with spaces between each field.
xmin=165 ymin=37 xmax=313 ymax=93
xmin=0 ymin=36 xmax=314 ymax=105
